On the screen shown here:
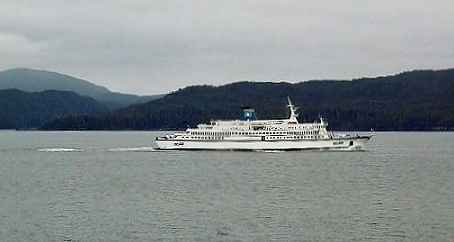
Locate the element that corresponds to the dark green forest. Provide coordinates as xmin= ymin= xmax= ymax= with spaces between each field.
xmin=0 ymin=89 xmax=108 ymax=129
xmin=42 ymin=68 xmax=454 ymax=131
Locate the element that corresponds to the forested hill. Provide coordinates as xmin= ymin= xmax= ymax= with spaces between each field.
xmin=0 ymin=68 xmax=162 ymax=108
xmin=42 ymin=68 xmax=454 ymax=131
xmin=0 ymin=89 xmax=108 ymax=129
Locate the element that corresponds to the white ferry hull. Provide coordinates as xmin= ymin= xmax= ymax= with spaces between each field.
xmin=155 ymin=136 xmax=371 ymax=151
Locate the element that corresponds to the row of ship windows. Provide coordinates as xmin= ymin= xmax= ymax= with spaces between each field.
xmin=259 ymin=126 xmax=323 ymax=130
xmin=285 ymin=126 xmax=322 ymax=130
xmin=176 ymin=136 xmax=319 ymax=140
xmin=190 ymin=131 xmax=319 ymax=136
xmin=268 ymin=136 xmax=317 ymax=140
xmin=179 ymin=136 xmax=221 ymax=140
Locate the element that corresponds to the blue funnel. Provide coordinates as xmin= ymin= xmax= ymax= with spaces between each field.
xmin=241 ymin=107 xmax=257 ymax=121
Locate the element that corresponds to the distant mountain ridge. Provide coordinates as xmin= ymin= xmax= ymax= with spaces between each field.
xmin=0 ymin=68 xmax=163 ymax=108
xmin=43 ymin=68 xmax=454 ymax=131
xmin=0 ymin=89 xmax=108 ymax=129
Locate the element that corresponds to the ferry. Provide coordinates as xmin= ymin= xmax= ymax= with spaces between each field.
xmin=155 ymin=98 xmax=372 ymax=150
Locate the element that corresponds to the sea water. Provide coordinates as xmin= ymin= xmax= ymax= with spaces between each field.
xmin=0 ymin=131 xmax=453 ymax=241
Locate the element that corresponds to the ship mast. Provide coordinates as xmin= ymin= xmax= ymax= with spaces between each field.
xmin=287 ymin=96 xmax=299 ymax=123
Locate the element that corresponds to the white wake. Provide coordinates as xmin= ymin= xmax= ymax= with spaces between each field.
xmin=37 ymin=148 xmax=83 ymax=152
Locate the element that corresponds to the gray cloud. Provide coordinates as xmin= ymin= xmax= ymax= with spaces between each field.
xmin=1 ymin=0 xmax=453 ymax=94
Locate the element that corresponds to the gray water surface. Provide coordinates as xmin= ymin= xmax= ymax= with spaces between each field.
xmin=0 ymin=131 xmax=453 ymax=241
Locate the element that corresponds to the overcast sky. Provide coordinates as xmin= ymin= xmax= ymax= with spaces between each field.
xmin=1 ymin=0 xmax=453 ymax=95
